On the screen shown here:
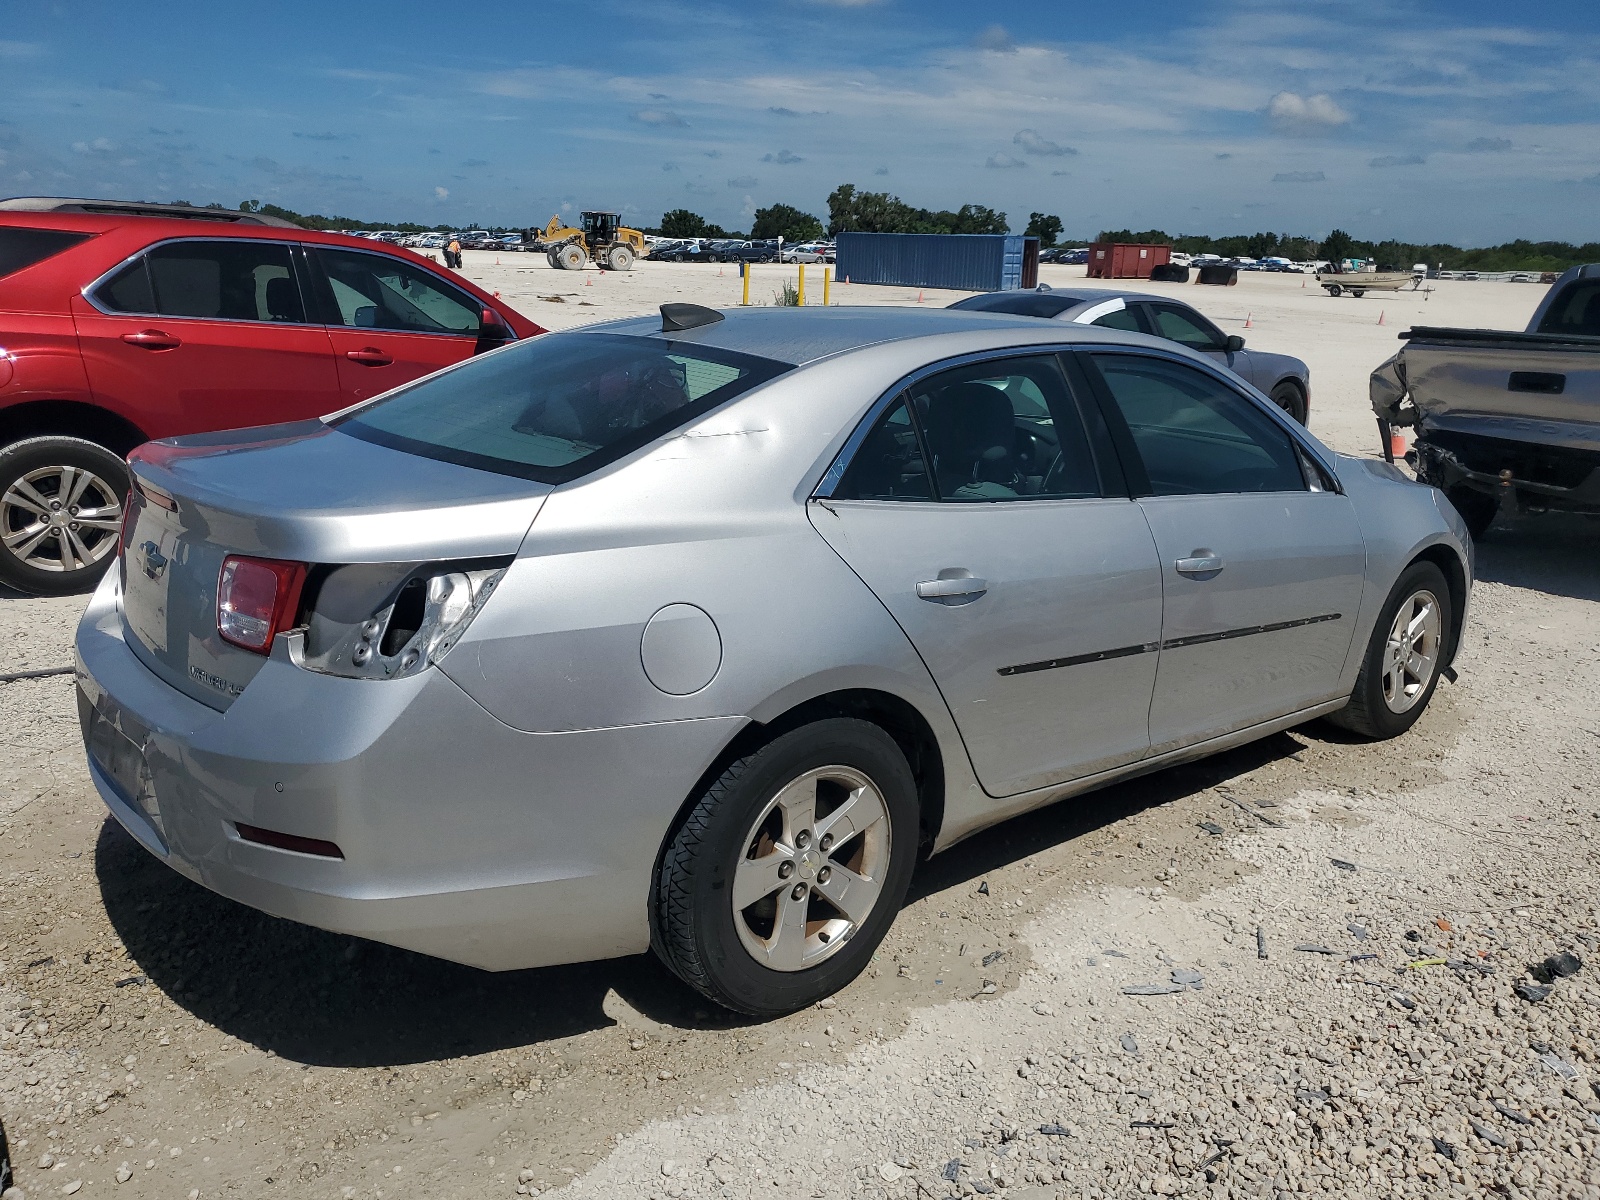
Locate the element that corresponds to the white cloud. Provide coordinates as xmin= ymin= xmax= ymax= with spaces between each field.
xmin=632 ymin=109 xmax=687 ymax=127
xmin=1013 ymin=129 xmax=1076 ymax=157
xmin=1267 ymin=91 xmax=1350 ymax=135
xmin=434 ymin=186 xmax=449 ymax=199
xmin=986 ymin=153 xmax=1027 ymax=169
xmin=1369 ymin=153 xmax=1425 ymax=168
xmin=0 ymin=40 xmax=44 ymax=58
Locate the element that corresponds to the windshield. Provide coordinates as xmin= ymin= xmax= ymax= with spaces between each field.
xmin=335 ymin=332 xmax=792 ymax=483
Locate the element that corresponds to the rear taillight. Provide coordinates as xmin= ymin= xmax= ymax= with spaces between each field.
xmin=217 ymin=555 xmax=307 ymax=654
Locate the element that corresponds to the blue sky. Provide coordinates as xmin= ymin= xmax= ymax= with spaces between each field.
xmin=3 ymin=0 xmax=1597 ymax=244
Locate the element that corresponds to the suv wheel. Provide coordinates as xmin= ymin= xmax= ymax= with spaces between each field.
xmin=652 ymin=718 xmax=919 ymax=1016
xmin=0 ymin=436 xmax=129 ymax=596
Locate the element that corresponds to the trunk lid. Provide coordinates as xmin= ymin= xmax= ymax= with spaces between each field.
xmin=121 ymin=420 xmax=549 ymax=711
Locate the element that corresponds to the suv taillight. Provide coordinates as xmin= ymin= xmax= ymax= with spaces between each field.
xmin=218 ymin=555 xmax=307 ymax=654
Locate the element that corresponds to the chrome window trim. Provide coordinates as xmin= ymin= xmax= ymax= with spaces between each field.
xmin=78 ymin=236 xmax=509 ymax=340
xmin=1082 ymin=343 xmax=1346 ymax=494
xmin=813 ymin=344 xmax=1110 ymax=502
xmin=308 ymin=243 xmax=510 ymax=340
xmin=79 ymin=235 xmax=321 ymax=329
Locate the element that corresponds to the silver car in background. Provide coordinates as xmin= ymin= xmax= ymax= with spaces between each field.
xmin=76 ymin=304 xmax=1469 ymax=1016
xmin=949 ymin=288 xmax=1314 ymax=424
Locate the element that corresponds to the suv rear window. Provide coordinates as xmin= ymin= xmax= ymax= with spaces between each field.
xmin=0 ymin=227 xmax=92 ymax=280
xmin=335 ymin=332 xmax=792 ymax=484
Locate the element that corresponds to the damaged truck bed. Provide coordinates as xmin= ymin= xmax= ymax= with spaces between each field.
xmin=1371 ymin=264 xmax=1600 ymax=537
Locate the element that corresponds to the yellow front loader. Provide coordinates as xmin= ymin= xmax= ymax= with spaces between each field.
xmin=540 ymin=211 xmax=648 ymax=271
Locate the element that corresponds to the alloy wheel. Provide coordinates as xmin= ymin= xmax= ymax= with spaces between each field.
xmin=1 ymin=465 xmax=123 ymax=574
xmin=1381 ymin=588 xmax=1442 ymax=713
xmin=731 ymin=765 xmax=891 ymax=972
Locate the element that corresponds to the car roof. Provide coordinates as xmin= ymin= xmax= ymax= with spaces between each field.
xmin=0 ymin=195 xmax=301 ymax=227
xmin=584 ymin=304 xmax=1162 ymax=366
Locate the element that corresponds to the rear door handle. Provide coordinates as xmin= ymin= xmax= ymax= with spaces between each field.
xmin=345 ymin=348 xmax=394 ymax=366
xmin=916 ymin=574 xmax=988 ymax=602
xmin=1175 ymin=554 xmax=1224 ymax=575
xmin=121 ymin=329 xmax=181 ymax=350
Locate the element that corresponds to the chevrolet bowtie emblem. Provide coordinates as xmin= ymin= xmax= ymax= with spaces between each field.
xmin=138 ymin=539 xmax=167 ymax=580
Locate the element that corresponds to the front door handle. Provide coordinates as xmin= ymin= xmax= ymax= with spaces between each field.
xmin=345 ymin=347 xmax=394 ymax=366
xmin=1175 ymin=553 xmax=1224 ymax=576
xmin=121 ymin=329 xmax=181 ymax=350
xmin=916 ymin=574 xmax=989 ymax=602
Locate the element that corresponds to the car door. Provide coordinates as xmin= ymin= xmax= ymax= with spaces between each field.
xmin=1081 ymin=350 xmax=1365 ymax=753
xmin=306 ymin=245 xmax=491 ymax=405
xmin=810 ymin=353 xmax=1164 ymax=798
xmin=1140 ymin=301 xmax=1258 ymax=387
xmin=72 ymin=238 xmax=341 ymax=438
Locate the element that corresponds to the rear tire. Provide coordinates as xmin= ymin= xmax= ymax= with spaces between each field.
xmin=1445 ymin=485 xmax=1497 ymax=540
xmin=652 ymin=718 xmax=919 ymax=1017
xmin=1269 ymin=380 xmax=1309 ymax=425
xmin=0 ymin=436 xmax=129 ymax=597
xmin=607 ymin=245 xmax=634 ymax=271
xmin=1325 ymin=561 xmax=1452 ymax=740
xmin=557 ymin=245 xmax=586 ymax=271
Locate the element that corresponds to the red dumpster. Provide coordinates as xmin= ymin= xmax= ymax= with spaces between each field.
xmin=1086 ymin=242 xmax=1172 ymax=279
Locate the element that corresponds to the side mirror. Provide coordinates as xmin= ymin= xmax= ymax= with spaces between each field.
xmin=475 ymin=308 xmax=513 ymax=354
xmin=1225 ymin=334 xmax=1245 ymax=352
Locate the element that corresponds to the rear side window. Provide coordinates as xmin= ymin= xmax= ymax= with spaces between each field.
xmin=335 ymin=332 xmax=791 ymax=484
xmin=145 ymin=240 xmax=303 ymax=322
xmin=0 ymin=227 xmax=91 ymax=280
xmin=1536 ymin=281 xmax=1600 ymax=337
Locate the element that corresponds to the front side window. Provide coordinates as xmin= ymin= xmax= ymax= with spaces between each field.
xmin=141 ymin=240 xmax=304 ymax=322
xmin=1148 ymin=303 xmax=1224 ymax=351
xmin=1091 ymin=354 xmax=1306 ymax=495
xmin=335 ymin=332 xmax=790 ymax=484
xmin=313 ymin=247 xmax=480 ymax=336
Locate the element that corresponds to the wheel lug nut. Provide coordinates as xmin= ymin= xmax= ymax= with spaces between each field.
xmin=795 ymin=830 xmax=812 ymax=849
xmin=778 ymin=860 xmax=794 ymax=879
xmin=817 ymin=866 xmax=831 ymax=884
xmin=790 ymin=883 xmax=807 ymax=902
xmin=819 ymin=833 xmax=833 ymax=852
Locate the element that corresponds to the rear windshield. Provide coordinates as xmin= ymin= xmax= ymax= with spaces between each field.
xmin=0 ymin=227 xmax=92 ymax=280
xmin=335 ymin=332 xmax=792 ymax=484
xmin=949 ymin=292 xmax=1083 ymax=318
xmin=1536 ymin=281 xmax=1600 ymax=337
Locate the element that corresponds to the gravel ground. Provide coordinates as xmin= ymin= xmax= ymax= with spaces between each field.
xmin=2 ymin=264 xmax=1596 ymax=1200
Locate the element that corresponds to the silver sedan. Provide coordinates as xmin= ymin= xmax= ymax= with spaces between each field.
xmin=948 ymin=288 xmax=1313 ymax=424
xmin=75 ymin=304 xmax=1470 ymax=1016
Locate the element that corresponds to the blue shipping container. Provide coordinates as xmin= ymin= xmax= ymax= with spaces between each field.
xmin=835 ymin=233 xmax=1033 ymax=292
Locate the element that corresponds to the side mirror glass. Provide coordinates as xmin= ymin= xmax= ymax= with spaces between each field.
xmin=1225 ymin=334 xmax=1245 ymax=352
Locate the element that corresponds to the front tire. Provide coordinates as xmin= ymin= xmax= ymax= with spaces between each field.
xmin=1326 ymin=561 xmax=1452 ymax=740
xmin=607 ymin=245 xmax=634 ymax=271
xmin=0 ymin=436 xmax=129 ymax=596
xmin=652 ymin=718 xmax=919 ymax=1017
xmin=1269 ymin=380 xmax=1308 ymax=425
xmin=556 ymin=245 xmax=586 ymax=271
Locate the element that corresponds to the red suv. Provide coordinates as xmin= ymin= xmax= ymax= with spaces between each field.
xmin=0 ymin=197 xmax=545 ymax=595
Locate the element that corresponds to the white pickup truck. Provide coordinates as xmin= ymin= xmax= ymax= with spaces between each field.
xmin=1370 ymin=263 xmax=1600 ymax=537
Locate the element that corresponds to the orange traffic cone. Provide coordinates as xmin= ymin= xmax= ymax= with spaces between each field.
xmin=917 ymin=289 xmax=924 ymax=303
xmin=1301 ymin=278 xmax=1306 ymax=288
xmin=1244 ymin=312 xmax=1253 ymax=329
xmin=586 ymin=275 xmax=592 ymax=287
xmin=1389 ymin=429 xmax=1407 ymax=459
xmin=1377 ymin=310 xmax=1386 ymax=326
xmin=493 ymin=290 xmax=501 ymax=298
xmin=496 ymin=256 xmax=500 ymax=265
xmin=845 ymin=276 xmax=851 ymax=285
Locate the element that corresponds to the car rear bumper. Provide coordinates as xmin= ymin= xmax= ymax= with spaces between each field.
xmin=74 ymin=572 xmax=742 ymax=971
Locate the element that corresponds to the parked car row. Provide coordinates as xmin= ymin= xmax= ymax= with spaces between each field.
xmin=646 ymin=238 xmax=836 ymax=265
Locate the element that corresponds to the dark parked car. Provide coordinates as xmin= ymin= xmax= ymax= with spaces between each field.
xmin=0 ymin=196 xmax=545 ymax=594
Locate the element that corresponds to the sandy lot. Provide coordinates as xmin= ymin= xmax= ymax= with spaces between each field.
xmin=2 ymin=256 xmax=1595 ymax=1200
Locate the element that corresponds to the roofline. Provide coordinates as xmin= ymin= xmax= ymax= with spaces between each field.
xmin=0 ymin=196 xmax=301 ymax=228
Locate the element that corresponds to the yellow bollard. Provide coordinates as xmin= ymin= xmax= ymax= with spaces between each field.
xmin=742 ymin=261 xmax=751 ymax=306
xmin=823 ymin=267 xmax=831 ymax=307
xmin=798 ymin=263 xmax=806 ymax=307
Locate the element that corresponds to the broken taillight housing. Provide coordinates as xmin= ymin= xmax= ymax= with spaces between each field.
xmin=217 ymin=555 xmax=308 ymax=654
xmin=297 ymin=562 xmax=507 ymax=680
